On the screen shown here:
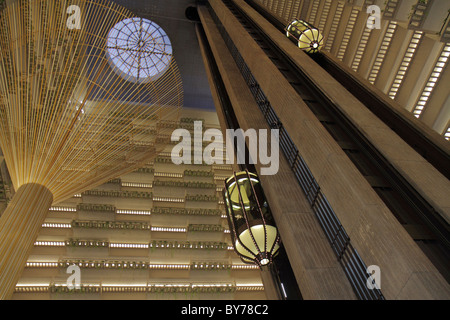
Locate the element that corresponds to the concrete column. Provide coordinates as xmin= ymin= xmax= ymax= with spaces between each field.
xmin=260 ymin=265 xmax=283 ymax=300
xmin=0 ymin=183 xmax=53 ymax=300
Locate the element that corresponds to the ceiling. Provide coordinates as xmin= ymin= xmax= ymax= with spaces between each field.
xmin=111 ymin=0 xmax=215 ymax=111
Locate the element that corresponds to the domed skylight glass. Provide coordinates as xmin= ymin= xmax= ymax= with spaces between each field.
xmin=106 ymin=17 xmax=173 ymax=83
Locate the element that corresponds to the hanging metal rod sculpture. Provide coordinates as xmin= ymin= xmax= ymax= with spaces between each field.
xmin=0 ymin=0 xmax=183 ymax=299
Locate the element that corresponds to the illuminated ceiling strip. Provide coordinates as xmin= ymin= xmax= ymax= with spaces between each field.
xmin=214 ymin=175 xmax=231 ymax=181
xmin=109 ymin=243 xmax=149 ymax=249
xmin=351 ymin=28 xmax=372 ymax=72
xmin=34 ymin=241 xmax=66 ymax=247
xmin=290 ymin=0 xmax=301 ymax=22
xmin=43 ymin=221 xmax=212 ymax=233
xmin=324 ymin=1 xmax=344 ymax=52
xmin=154 ymin=172 xmax=183 ymax=178
xmin=412 ymin=43 xmax=450 ymax=118
xmin=368 ymin=21 xmax=397 ymax=84
xmin=383 ymin=0 xmax=399 ymax=18
xmin=275 ymin=0 xmax=284 ymax=18
xmin=121 ymin=182 xmax=152 ymax=188
xmin=41 ymin=223 xmax=72 ymax=229
xmin=49 ymin=206 xmax=76 ymax=212
xmin=151 ymin=226 xmax=187 ymax=232
xmin=308 ymin=0 xmax=320 ymax=25
xmin=103 ymin=241 xmax=230 ymax=250
xmin=281 ymin=0 xmax=294 ymax=22
xmin=152 ymin=196 xmax=185 ymax=203
xmin=388 ymin=31 xmax=423 ymax=99
xmin=336 ymin=8 xmax=359 ymax=60
xmin=116 ymin=209 xmax=152 ymax=215
xmin=25 ymin=262 xmax=59 ymax=267
xmin=444 ymin=126 xmax=450 ymax=141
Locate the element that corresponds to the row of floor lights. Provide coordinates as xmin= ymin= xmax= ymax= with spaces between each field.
xmin=116 ymin=209 xmax=152 ymax=215
xmin=52 ymin=207 xmax=227 ymax=217
xmin=307 ymin=0 xmax=320 ymax=25
xmin=41 ymin=221 xmax=226 ymax=233
xmin=25 ymin=260 xmax=258 ymax=270
xmin=121 ymin=182 xmax=152 ymax=188
xmin=14 ymin=283 xmax=263 ymax=292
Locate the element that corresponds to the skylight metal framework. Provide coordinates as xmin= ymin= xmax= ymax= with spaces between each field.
xmin=106 ymin=17 xmax=173 ymax=83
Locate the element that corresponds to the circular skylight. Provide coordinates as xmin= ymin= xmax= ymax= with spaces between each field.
xmin=106 ymin=17 xmax=173 ymax=83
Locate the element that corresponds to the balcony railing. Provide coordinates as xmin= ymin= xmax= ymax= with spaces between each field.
xmin=30 ymin=259 xmax=259 ymax=271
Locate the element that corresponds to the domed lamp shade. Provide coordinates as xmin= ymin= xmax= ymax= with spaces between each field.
xmin=285 ymin=19 xmax=324 ymax=53
xmin=223 ymin=171 xmax=280 ymax=267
